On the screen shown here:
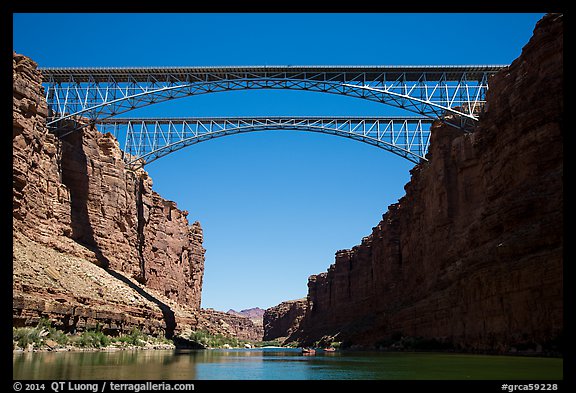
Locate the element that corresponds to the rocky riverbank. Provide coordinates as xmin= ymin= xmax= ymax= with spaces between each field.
xmin=13 ymin=316 xmax=270 ymax=353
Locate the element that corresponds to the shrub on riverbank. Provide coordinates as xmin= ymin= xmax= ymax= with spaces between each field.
xmin=13 ymin=319 xmax=266 ymax=351
xmin=13 ymin=320 xmax=171 ymax=351
xmin=73 ymin=330 xmax=110 ymax=348
xmin=116 ymin=327 xmax=147 ymax=347
xmin=374 ymin=334 xmax=454 ymax=351
xmin=13 ymin=319 xmax=70 ymax=349
xmin=13 ymin=327 xmax=42 ymax=348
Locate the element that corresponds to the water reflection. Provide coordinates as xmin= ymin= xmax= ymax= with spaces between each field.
xmin=13 ymin=349 xmax=563 ymax=380
xmin=13 ymin=350 xmax=198 ymax=380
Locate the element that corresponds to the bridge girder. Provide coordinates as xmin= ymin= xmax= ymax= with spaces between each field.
xmin=96 ymin=116 xmax=434 ymax=168
xmin=41 ymin=65 xmax=505 ymax=131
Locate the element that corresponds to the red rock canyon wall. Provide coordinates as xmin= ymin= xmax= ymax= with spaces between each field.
xmin=13 ymin=52 xmax=204 ymax=336
xmin=263 ymin=299 xmax=307 ymax=342
xmin=290 ymin=14 xmax=563 ymax=353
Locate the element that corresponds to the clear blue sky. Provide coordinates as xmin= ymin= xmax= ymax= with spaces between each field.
xmin=13 ymin=13 xmax=544 ymax=311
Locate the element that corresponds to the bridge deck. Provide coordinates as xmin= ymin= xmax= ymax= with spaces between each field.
xmin=97 ymin=116 xmax=435 ymax=124
xmin=40 ymin=65 xmax=507 ymax=83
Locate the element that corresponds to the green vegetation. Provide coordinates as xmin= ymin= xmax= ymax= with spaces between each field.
xmin=253 ymin=340 xmax=283 ymax=347
xmin=14 ymin=319 xmax=294 ymax=351
xmin=48 ymin=329 xmax=69 ymax=345
xmin=13 ymin=319 xmax=172 ymax=351
xmin=13 ymin=319 xmax=69 ymax=348
xmin=116 ymin=327 xmax=147 ymax=347
xmin=13 ymin=327 xmax=42 ymax=348
xmin=375 ymin=334 xmax=454 ymax=351
xmin=73 ymin=330 xmax=110 ymax=348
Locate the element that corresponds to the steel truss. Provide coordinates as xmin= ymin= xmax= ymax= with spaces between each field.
xmin=96 ymin=116 xmax=434 ymax=168
xmin=42 ymin=65 xmax=505 ymax=131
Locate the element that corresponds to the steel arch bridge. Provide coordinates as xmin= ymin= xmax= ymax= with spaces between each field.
xmin=97 ymin=116 xmax=434 ymax=168
xmin=41 ymin=65 xmax=506 ymax=132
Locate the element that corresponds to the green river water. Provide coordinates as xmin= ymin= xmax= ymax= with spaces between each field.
xmin=13 ymin=348 xmax=562 ymax=380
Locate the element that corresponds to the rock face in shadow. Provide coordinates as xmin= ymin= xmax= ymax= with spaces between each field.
xmin=263 ymin=299 xmax=307 ymax=342
xmin=289 ymin=14 xmax=563 ymax=353
xmin=13 ymin=52 xmax=205 ymax=336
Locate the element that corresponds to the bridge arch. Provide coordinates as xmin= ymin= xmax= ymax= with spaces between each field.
xmin=97 ymin=117 xmax=433 ymax=168
xmin=42 ymin=65 xmax=505 ymax=132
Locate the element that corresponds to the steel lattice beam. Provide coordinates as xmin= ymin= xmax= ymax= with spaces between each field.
xmin=96 ymin=116 xmax=434 ymax=168
xmin=42 ymin=65 xmax=506 ymax=131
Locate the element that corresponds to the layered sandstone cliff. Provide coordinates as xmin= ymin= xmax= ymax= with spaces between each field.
xmin=201 ymin=309 xmax=263 ymax=341
xmin=290 ymin=14 xmax=563 ymax=353
xmin=263 ymin=299 xmax=307 ymax=342
xmin=13 ymin=53 xmax=204 ymax=337
xmin=13 ymin=231 xmax=200 ymax=337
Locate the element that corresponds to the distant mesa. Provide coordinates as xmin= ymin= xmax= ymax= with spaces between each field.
xmin=227 ymin=307 xmax=265 ymax=327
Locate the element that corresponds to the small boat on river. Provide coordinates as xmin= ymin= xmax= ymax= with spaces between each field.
xmin=301 ymin=347 xmax=316 ymax=355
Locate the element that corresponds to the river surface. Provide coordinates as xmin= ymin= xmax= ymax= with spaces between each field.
xmin=13 ymin=348 xmax=562 ymax=380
